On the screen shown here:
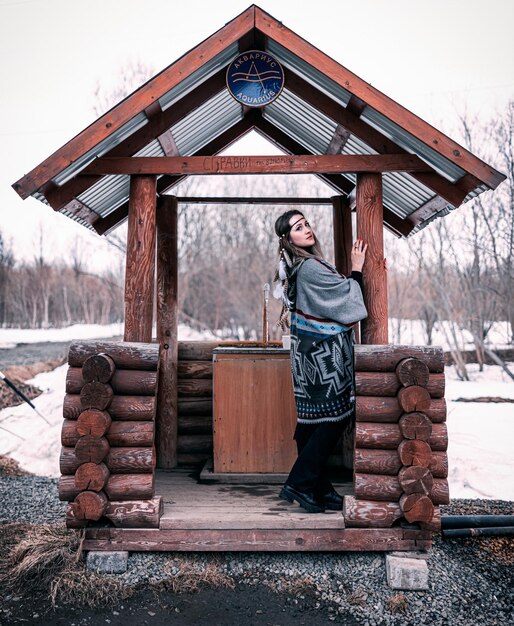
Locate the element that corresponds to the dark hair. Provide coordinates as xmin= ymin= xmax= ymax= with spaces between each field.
xmin=272 ymin=210 xmax=325 ymax=283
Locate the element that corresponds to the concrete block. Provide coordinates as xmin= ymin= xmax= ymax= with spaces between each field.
xmin=389 ymin=550 xmax=429 ymax=560
xmin=86 ymin=551 xmax=128 ymax=574
xmin=386 ymin=555 xmax=429 ymax=590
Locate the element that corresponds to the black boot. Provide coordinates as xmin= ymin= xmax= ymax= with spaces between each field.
xmin=317 ymin=490 xmax=343 ymax=511
xmin=279 ymin=484 xmax=325 ymax=513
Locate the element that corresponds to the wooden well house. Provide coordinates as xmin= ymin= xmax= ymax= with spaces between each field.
xmin=13 ymin=5 xmax=505 ymax=553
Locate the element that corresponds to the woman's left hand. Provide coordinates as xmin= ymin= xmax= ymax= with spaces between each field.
xmin=351 ymin=239 xmax=367 ymax=272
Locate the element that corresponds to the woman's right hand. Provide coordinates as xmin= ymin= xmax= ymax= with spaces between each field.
xmin=351 ymin=239 xmax=367 ymax=272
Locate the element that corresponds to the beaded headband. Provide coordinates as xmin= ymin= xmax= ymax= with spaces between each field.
xmin=279 ymin=215 xmax=306 ymax=242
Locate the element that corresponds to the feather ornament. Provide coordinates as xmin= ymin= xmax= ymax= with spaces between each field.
xmin=278 ymin=257 xmax=287 ymax=280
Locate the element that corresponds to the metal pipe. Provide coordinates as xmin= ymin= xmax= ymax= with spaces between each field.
xmin=441 ymin=515 xmax=514 ymax=529
xmin=442 ymin=527 xmax=514 ymax=539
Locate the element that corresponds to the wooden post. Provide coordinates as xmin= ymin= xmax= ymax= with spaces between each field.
xmin=124 ymin=175 xmax=157 ymax=342
xmin=332 ymin=195 xmax=357 ymax=470
xmin=156 ymin=196 xmax=178 ymax=468
xmin=356 ymin=173 xmax=388 ymax=344
xmin=332 ymin=195 xmax=360 ymax=344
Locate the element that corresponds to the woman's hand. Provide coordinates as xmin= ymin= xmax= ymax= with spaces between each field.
xmin=351 ymin=239 xmax=367 ymax=272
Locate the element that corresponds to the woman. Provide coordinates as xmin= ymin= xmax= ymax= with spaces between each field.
xmin=273 ymin=210 xmax=368 ymax=513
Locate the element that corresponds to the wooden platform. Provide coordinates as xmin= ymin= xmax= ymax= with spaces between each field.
xmin=82 ymin=469 xmax=433 ymax=552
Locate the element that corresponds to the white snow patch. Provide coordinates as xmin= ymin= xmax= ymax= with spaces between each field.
xmin=0 ymin=322 xmax=218 ymax=348
xmin=0 ymin=323 xmax=125 ymax=347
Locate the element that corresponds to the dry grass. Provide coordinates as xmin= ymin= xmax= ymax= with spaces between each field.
xmin=0 ymin=455 xmax=31 ymax=477
xmin=0 ymin=358 xmax=64 ymax=410
xmin=0 ymin=522 xmax=132 ymax=608
xmin=0 ymin=525 xmax=236 ymax=609
xmin=346 ymin=589 xmax=368 ymax=606
xmin=150 ymin=556 xmax=235 ymax=594
xmin=0 ymin=523 xmax=82 ymax=593
xmin=3 ymin=359 xmax=65 ymax=384
xmin=50 ymin=567 xmax=132 ymax=608
xmin=0 ymin=523 xmax=134 ymax=608
xmin=387 ymin=592 xmax=409 ymax=613
xmin=265 ymin=574 xmax=317 ymax=596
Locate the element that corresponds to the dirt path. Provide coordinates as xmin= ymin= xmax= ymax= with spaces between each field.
xmin=0 ymin=341 xmax=72 ymax=370
xmin=3 ymin=584 xmax=357 ymax=625
xmin=0 ymin=337 xmax=121 ymax=371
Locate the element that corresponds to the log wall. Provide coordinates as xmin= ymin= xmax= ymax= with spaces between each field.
xmin=176 ymin=340 xmax=220 ymax=465
xmin=343 ymin=347 xmax=447 ymax=532
xmin=61 ymin=340 xmax=447 ymax=534
xmin=61 ymin=341 xmax=162 ymax=529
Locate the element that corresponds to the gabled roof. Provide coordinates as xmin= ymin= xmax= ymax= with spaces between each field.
xmin=12 ymin=4 xmax=505 ymax=238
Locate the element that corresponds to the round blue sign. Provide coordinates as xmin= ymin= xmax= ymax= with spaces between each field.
xmin=226 ymin=50 xmax=285 ymax=107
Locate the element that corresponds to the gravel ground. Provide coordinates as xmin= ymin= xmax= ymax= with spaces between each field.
xmin=0 ymin=475 xmax=512 ymax=626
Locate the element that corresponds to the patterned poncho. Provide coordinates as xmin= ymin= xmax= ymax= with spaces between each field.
xmin=287 ymin=257 xmax=365 ymax=425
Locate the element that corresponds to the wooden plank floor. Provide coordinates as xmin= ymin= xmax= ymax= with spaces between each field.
xmin=157 ymin=468 xmax=351 ymax=530
xmin=82 ymin=469 xmax=433 ymax=552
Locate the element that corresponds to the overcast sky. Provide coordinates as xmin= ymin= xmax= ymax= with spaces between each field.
xmin=1 ymin=0 xmax=513 ymax=267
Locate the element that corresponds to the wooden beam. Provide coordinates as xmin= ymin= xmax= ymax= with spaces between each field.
xmin=356 ymin=173 xmax=388 ymax=344
xmin=254 ymin=116 xmax=412 ymax=237
xmin=255 ymin=6 xmax=505 ymax=190
xmin=284 ymin=69 xmax=473 ymax=208
xmin=124 ymin=175 xmax=157 ymax=342
xmin=93 ymin=113 xmax=257 ymax=235
xmin=59 ymin=198 xmax=101 ymax=225
xmin=332 ymin=195 xmax=360 ymax=468
xmin=13 ymin=6 xmax=256 ymax=199
xmin=83 ymin=154 xmax=432 ymax=176
xmin=82 ymin=526 xmax=431 ymax=551
xmin=326 ymin=124 xmax=351 ymax=155
xmin=157 ymin=130 xmax=180 ymax=157
xmin=346 ymin=95 xmax=367 ymax=117
xmin=175 ymin=197 xmax=332 ymax=204
xmin=45 ymin=68 xmax=228 ymax=211
xmin=253 ymin=114 xmax=353 ymax=194
xmin=156 ymin=196 xmax=179 ymax=469
xmin=407 ymin=195 xmax=449 ymax=225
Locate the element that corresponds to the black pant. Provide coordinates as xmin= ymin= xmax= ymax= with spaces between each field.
xmin=285 ymin=418 xmax=349 ymax=495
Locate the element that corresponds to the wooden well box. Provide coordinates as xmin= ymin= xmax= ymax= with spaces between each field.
xmin=212 ymin=347 xmax=297 ymax=473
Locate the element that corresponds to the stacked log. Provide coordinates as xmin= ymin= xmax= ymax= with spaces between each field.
xmin=344 ymin=347 xmax=448 ymax=531
xmin=60 ymin=341 xmax=162 ymax=529
xmin=176 ymin=341 xmax=222 ymax=465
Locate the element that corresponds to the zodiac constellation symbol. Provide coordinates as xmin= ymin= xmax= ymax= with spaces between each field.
xmin=231 ymin=61 xmax=281 ymax=94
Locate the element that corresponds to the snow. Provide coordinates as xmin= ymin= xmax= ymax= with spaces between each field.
xmin=444 ymin=363 xmax=514 ymax=499
xmin=0 ymin=323 xmax=124 ymax=348
xmin=0 ymin=324 xmax=512 ymax=501
xmin=0 ymin=322 xmax=218 ymax=348
xmin=389 ymin=318 xmax=513 ymax=351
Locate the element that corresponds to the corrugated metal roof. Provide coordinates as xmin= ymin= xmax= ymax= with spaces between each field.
xmin=267 ymin=40 xmax=352 ymax=108
xmin=73 ymin=90 xmax=243 ymax=221
xmin=43 ymin=31 xmax=492 ymax=237
xmin=158 ymin=43 xmax=239 ymax=111
xmin=407 ymin=182 xmax=489 ymax=237
xmin=262 ymin=87 xmax=438 ymax=224
xmin=15 ymin=6 xmax=503 ymax=240
xmin=360 ymin=106 xmax=466 ymax=182
xmin=52 ymin=113 xmax=148 ymax=187
xmin=172 ymin=89 xmax=242 ymax=155
xmin=77 ymin=139 xmax=166 ymax=218
xmin=264 ymin=88 xmax=337 ymax=154
xmin=51 ymin=43 xmax=239 ymax=190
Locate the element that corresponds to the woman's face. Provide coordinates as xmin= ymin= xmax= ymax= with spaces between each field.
xmin=288 ymin=214 xmax=315 ymax=248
